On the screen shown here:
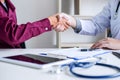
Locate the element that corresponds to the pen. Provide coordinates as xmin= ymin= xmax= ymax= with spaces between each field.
xmin=40 ymin=53 xmax=47 ymax=55
xmin=40 ymin=53 xmax=69 ymax=59
xmin=80 ymin=48 xmax=99 ymax=52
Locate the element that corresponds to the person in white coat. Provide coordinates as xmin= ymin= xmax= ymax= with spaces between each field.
xmin=56 ymin=0 xmax=120 ymax=50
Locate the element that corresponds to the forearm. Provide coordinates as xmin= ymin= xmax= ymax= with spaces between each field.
xmin=0 ymin=18 xmax=52 ymax=45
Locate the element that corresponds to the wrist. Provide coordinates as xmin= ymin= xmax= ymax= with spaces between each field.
xmin=72 ymin=19 xmax=76 ymax=29
xmin=68 ymin=16 xmax=76 ymax=29
xmin=73 ymin=18 xmax=82 ymax=33
xmin=48 ymin=16 xmax=58 ymax=27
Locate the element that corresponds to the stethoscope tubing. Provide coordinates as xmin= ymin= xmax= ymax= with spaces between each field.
xmin=69 ymin=63 xmax=120 ymax=79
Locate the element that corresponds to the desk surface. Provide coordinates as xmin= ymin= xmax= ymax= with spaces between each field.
xmin=0 ymin=49 xmax=120 ymax=80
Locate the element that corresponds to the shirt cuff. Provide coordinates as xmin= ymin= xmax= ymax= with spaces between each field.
xmin=74 ymin=18 xmax=82 ymax=33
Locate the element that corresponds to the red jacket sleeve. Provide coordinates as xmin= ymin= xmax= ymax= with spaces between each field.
xmin=0 ymin=17 xmax=52 ymax=45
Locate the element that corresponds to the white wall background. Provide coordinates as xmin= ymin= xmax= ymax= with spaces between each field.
xmin=11 ymin=0 xmax=58 ymax=48
xmin=80 ymin=0 xmax=108 ymax=16
xmin=11 ymin=0 xmax=108 ymax=48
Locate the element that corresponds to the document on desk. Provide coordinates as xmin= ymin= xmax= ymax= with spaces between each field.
xmin=45 ymin=48 xmax=111 ymax=60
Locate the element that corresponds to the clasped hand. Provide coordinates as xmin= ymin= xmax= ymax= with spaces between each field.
xmin=49 ymin=13 xmax=76 ymax=32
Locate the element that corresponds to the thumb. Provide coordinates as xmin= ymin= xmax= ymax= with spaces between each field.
xmin=59 ymin=13 xmax=76 ymax=28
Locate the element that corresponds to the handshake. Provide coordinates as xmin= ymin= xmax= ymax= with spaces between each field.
xmin=48 ymin=13 xmax=76 ymax=32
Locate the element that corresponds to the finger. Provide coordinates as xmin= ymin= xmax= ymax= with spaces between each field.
xmin=59 ymin=13 xmax=72 ymax=27
xmin=53 ymin=19 xmax=70 ymax=32
xmin=91 ymin=42 xmax=101 ymax=49
xmin=53 ymin=23 xmax=61 ymax=32
xmin=54 ymin=24 xmax=65 ymax=32
xmin=91 ymin=40 xmax=108 ymax=49
xmin=52 ymin=22 xmax=58 ymax=29
xmin=62 ymin=22 xmax=69 ymax=30
xmin=59 ymin=18 xmax=70 ymax=29
xmin=60 ymin=25 xmax=66 ymax=32
xmin=97 ymin=43 xmax=109 ymax=49
xmin=55 ymin=21 xmax=69 ymax=31
xmin=60 ymin=21 xmax=70 ymax=31
xmin=56 ymin=14 xmax=60 ymax=22
xmin=91 ymin=38 xmax=109 ymax=49
xmin=59 ymin=13 xmax=70 ymax=21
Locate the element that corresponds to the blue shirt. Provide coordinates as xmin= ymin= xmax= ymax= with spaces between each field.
xmin=74 ymin=0 xmax=120 ymax=39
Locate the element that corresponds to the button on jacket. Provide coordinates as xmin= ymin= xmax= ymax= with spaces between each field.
xmin=0 ymin=0 xmax=52 ymax=48
xmin=76 ymin=0 xmax=120 ymax=39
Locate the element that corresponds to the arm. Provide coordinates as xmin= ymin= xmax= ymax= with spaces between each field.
xmin=59 ymin=0 xmax=111 ymax=36
xmin=76 ymin=0 xmax=111 ymax=35
xmin=0 ymin=15 xmax=58 ymax=45
xmin=91 ymin=38 xmax=120 ymax=50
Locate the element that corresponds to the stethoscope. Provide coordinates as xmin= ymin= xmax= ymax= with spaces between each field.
xmin=69 ymin=62 xmax=120 ymax=79
xmin=49 ymin=56 xmax=120 ymax=79
xmin=58 ymin=57 xmax=120 ymax=79
xmin=114 ymin=1 xmax=120 ymax=19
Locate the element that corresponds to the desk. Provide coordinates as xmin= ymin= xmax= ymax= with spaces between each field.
xmin=0 ymin=49 xmax=120 ymax=80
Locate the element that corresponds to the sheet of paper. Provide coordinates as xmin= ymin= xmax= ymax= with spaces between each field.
xmin=47 ymin=48 xmax=112 ymax=59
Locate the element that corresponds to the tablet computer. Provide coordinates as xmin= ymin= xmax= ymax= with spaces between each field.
xmin=0 ymin=54 xmax=73 ymax=69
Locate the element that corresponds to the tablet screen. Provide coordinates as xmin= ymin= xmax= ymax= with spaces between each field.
xmin=4 ymin=54 xmax=64 ymax=64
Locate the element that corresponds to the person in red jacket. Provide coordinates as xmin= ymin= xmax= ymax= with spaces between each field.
xmin=0 ymin=0 xmax=68 ymax=48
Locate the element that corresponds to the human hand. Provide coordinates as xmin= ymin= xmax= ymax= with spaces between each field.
xmin=48 ymin=13 xmax=76 ymax=32
xmin=91 ymin=38 xmax=120 ymax=50
xmin=48 ymin=13 xmax=69 ymax=32
xmin=52 ymin=13 xmax=77 ymax=32
xmin=48 ymin=14 xmax=59 ymax=28
xmin=58 ymin=13 xmax=76 ymax=29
